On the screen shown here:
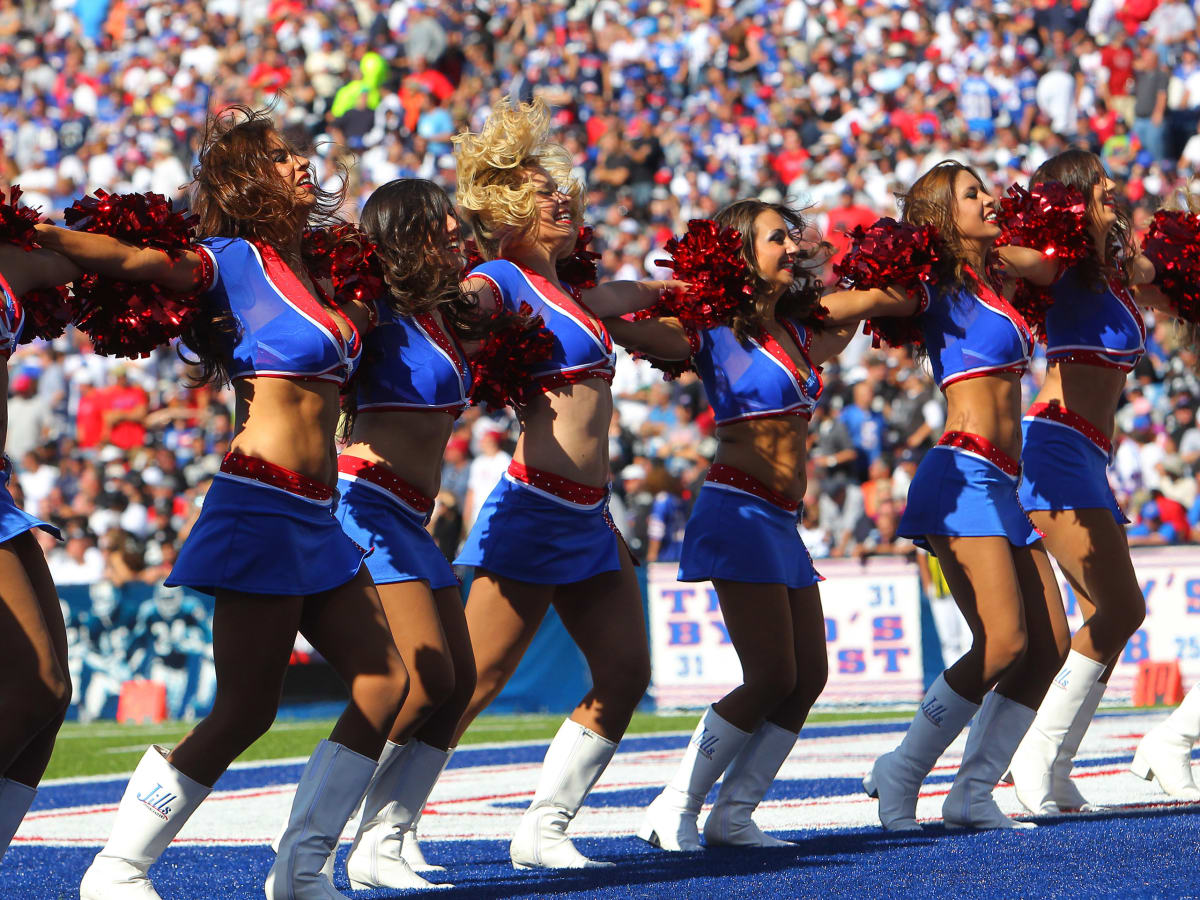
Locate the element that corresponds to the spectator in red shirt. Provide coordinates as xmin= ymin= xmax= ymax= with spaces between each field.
xmin=1101 ymin=32 xmax=1137 ymax=122
xmin=770 ymin=129 xmax=810 ymax=185
xmin=75 ymin=372 xmax=105 ymax=450
xmin=96 ymin=366 xmax=149 ymax=450
xmin=824 ymin=186 xmax=879 ymax=265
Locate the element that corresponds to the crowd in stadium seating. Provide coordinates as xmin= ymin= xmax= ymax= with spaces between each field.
xmin=5 ymin=0 xmax=1200 ymax=577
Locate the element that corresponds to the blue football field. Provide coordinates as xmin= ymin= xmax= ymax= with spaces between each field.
xmin=7 ymin=712 xmax=1199 ymax=899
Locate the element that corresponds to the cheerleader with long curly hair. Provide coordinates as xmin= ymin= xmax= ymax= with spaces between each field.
xmin=603 ymin=198 xmax=858 ymax=851
xmin=822 ymin=161 xmax=1070 ymax=832
xmin=37 ymin=107 xmax=410 ymax=900
xmin=1001 ymin=150 xmax=1195 ymax=811
xmin=448 ymin=97 xmax=676 ymax=870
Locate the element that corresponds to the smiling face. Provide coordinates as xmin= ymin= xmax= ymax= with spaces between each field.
xmin=951 ymin=169 xmax=1000 ymax=244
xmin=525 ymin=164 xmax=579 ymax=255
xmin=267 ymin=134 xmax=316 ymax=209
xmin=751 ymin=209 xmax=801 ymax=297
xmin=1090 ymin=174 xmax=1119 ymax=233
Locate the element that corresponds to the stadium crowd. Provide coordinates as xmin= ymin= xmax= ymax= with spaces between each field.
xmin=5 ymin=0 xmax=1200 ymax=584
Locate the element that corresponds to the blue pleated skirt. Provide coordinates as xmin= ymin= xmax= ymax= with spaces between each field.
xmin=898 ymin=445 xmax=1039 ymax=551
xmin=455 ymin=475 xmax=622 ymax=584
xmin=678 ymin=484 xmax=821 ymax=588
xmin=335 ymin=476 xmax=458 ymax=590
xmin=166 ymin=474 xmax=368 ymax=596
xmin=1019 ymin=418 xmax=1127 ymax=524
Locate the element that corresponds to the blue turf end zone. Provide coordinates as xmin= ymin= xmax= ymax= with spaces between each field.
xmin=7 ymin=809 xmax=1200 ymax=900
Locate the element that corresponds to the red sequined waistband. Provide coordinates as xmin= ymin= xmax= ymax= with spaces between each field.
xmin=219 ymin=452 xmax=336 ymax=502
xmin=1025 ymin=402 xmax=1112 ymax=457
xmin=705 ymin=463 xmax=800 ymax=512
xmin=936 ymin=431 xmax=1021 ymax=479
xmin=337 ymin=455 xmax=435 ymax=514
xmin=506 ymin=460 xmax=607 ymax=506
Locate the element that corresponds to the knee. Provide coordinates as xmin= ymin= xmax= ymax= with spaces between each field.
xmin=743 ymin=658 xmax=799 ymax=711
xmin=592 ymin=652 xmax=651 ymax=711
xmin=450 ymin=655 xmax=477 ymax=711
xmin=411 ymin=655 xmax=456 ymax=713
xmin=1111 ymin=601 xmax=1146 ymax=640
xmin=210 ymin=696 xmax=278 ymax=747
xmin=980 ymin=624 xmax=1028 ymax=675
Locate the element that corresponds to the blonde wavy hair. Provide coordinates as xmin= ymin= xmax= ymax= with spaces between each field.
xmin=453 ymin=96 xmax=584 ymax=260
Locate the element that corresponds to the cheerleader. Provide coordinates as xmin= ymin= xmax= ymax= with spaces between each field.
xmin=38 ymin=107 xmax=410 ymax=900
xmin=1002 ymin=151 xmax=1198 ymax=809
xmin=603 ymin=200 xmax=855 ymax=851
xmin=324 ymin=179 xmax=480 ymax=890
xmin=449 ymin=97 xmax=675 ymax=869
xmin=824 ymin=161 xmax=1070 ymax=831
xmin=0 ymin=242 xmax=78 ymax=864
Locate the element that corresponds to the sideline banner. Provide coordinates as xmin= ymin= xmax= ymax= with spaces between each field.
xmin=647 ymin=558 xmax=924 ymax=708
xmin=1073 ymin=546 xmax=1200 ymax=702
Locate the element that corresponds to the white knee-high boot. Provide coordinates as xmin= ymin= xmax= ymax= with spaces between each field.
xmin=79 ymin=746 xmax=211 ymax=900
xmin=510 ymin=719 xmax=618 ymax=869
xmin=703 ymin=720 xmax=797 ymax=847
xmin=638 ymin=706 xmax=751 ymax=852
xmin=265 ymin=740 xmax=376 ymax=900
xmin=943 ymin=692 xmax=1036 ymax=830
xmin=0 ymin=778 xmax=37 ymax=862
xmin=863 ymin=673 xmax=978 ymax=832
xmin=1051 ymin=680 xmax=1107 ymax=811
xmin=1009 ymin=651 xmax=1106 ymax=815
xmin=345 ymin=740 xmax=452 ymax=890
xmin=1132 ymin=683 xmax=1200 ymax=800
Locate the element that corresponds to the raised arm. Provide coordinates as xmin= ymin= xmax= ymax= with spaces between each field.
xmin=0 ymin=244 xmax=81 ymax=296
xmin=33 ymin=223 xmax=204 ymax=294
xmin=994 ymin=245 xmax=1060 ymax=286
xmin=807 ymin=321 xmax=860 ymax=367
xmin=603 ymin=314 xmax=694 ymax=362
xmin=581 ymin=279 xmax=687 ymax=318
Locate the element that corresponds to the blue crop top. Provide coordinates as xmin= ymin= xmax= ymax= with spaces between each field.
xmin=469 ymin=259 xmax=615 ymax=391
xmin=194 ymin=237 xmax=366 ymax=386
xmin=0 ymin=273 xmax=25 ymax=358
xmin=691 ymin=319 xmax=823 ymax=426
xmin=1043 ymin=266 xmax=1145 ymax=372
xmin=919 ymin=277 xmax=1032 ymax=389
xmin=356 ymin=305 xmax=471 ymax=417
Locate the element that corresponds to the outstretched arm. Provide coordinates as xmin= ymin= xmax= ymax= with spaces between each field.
xmin=603 ymin=315 xmax=694 ymax=361
xmin=808 ymin=321 xmax=860 ymax=367
xmin=994 ymin=245 xmax=1060 ymax=286
xmin=581 ymin=279 xmax=688 ymax=318
xmin=0 ymin=245 xmax=81 ymax=296
xmin=820 ymin=285 xmax=922 ymax=324
xmin=34 ymin=223 xmax=204 ymax=294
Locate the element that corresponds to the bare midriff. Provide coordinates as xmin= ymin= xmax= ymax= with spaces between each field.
xmin=1031 ymin=361 xmax=1125 ymax=442
xmin=513 ymin=377 xmax=614 ymax=487
xmin=230 ymin=378 xmax=344 ymax=484
xmin=343 ymin=408 xmax=457 ymax=500
xmin=941 ymin=372 xmax=1025 ymax=460
xmin=714 ymin=416 xmax=810 ymax=503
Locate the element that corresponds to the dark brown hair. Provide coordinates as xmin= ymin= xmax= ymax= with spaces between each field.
xmin=180 ymin=105 xmax=351 ymax=385
xmin=899 ymin=160 xmax=992 ymax=288
xmin=1031 ymin=148 xmax=1133 ymax=288
xmin=712 ymin=198 xmax=830 ymax=343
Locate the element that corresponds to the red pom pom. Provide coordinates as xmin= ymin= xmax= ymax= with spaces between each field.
xmin=637 ymin=219 xmax=751 ymax=331
xmin=997 ymin=183 xmax=1091 ymax=267
xmin=302 ymin=224 xmax=385 ymax=310
xmin=0 ymin=185 xmax=43 ymax=251
xmin=555 ymin=226 xmax=601 ymax=295
xmin=63 ymin=190 xmax=202 ymax=358
xmin=1143 ymin=209 xmax=1200 ymax=323
xmin=833 ymin=218 xmax=940 ymax=349
xmin=468 ymin=302 xmax=556 ymax=409
xmin=19 ymin=287 xmax=73 ymax=343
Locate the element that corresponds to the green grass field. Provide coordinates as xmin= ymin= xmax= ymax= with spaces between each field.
xmin=46 ymin=709 xmax=912 ymax=781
